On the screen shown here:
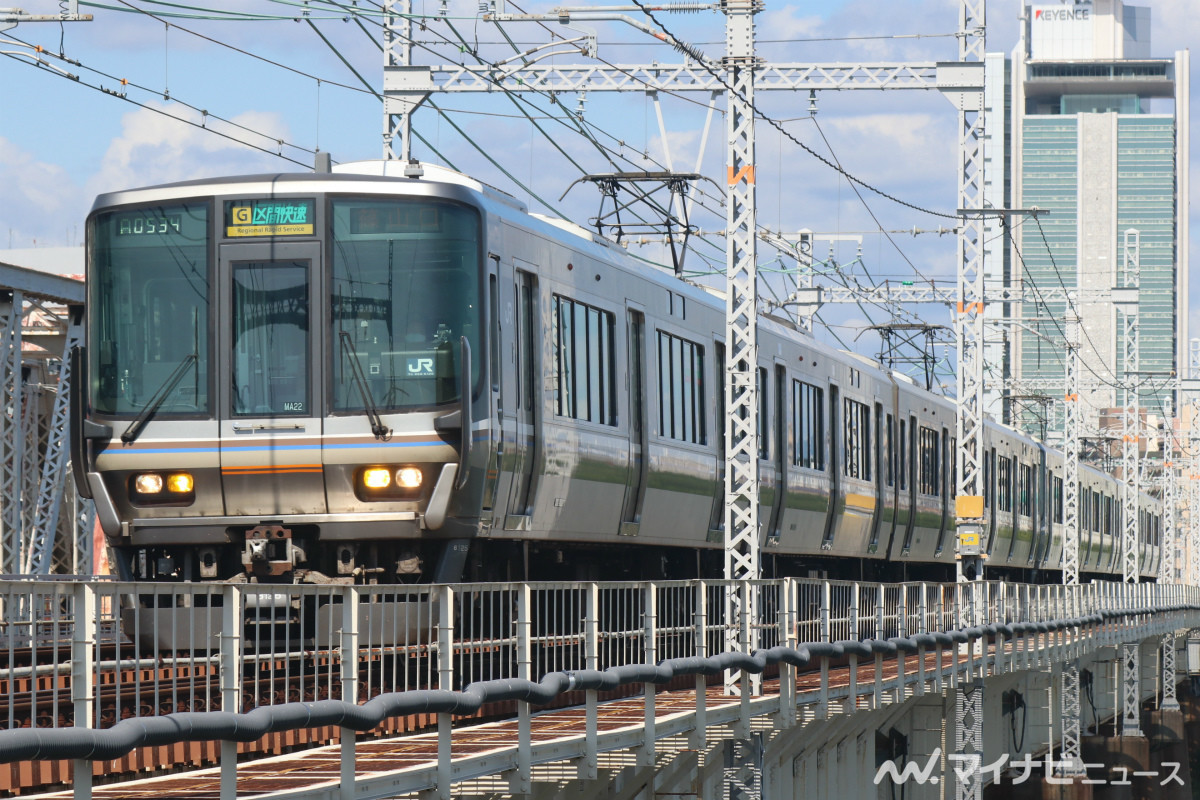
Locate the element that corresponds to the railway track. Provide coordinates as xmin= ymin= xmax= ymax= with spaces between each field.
xmin=0 ymin=640 xmax=640 ymax=795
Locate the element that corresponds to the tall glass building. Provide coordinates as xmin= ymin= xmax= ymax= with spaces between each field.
xmin=1004 ymin=0 xmax=1188 ymax=441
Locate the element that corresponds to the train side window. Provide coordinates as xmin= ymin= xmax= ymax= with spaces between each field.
xmin=553 ymin=295 xmax=616 ymax=426
xmin=997 ymin=456 xmax=1011 ymax=511
xmin=791 ymin=379 xmax=824 ymax=470
xmin=657 ymin=330 xmax=706 ymax=444
xmin=517 ymin=272 xmax=536 ymax=411
xmin=948 ymin=435 xmax=956 ymax=498
xmin=489 ymin=275 xmax=500 ymax=393
xmin=918 ymin=426 xmax=940 ymax=497
xmin=715 ymin=343 xmax=726 ymax=458
xmin=842 ymin=398 xmax=871 ymax=481
xmin=885 ymin=413 xmax=895 ymax=487
xmin=758 ymin=367 xmax=769 ymax=460
xmin=983 ymin=454 xmax=990 ymax=509
xmin=1018 ymin=463 xmax=1033 ymax=517
xmin=899 ymin=419 xmax=908 ymax=491
xmin=1080 ymin=483 xmax=1087 ymax=532
xmin=1052 ymin=475 xmax=1064 ymax=524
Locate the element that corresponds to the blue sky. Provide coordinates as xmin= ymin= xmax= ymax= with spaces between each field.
xmin=1 ymin=0 xmax=1195 ymax=379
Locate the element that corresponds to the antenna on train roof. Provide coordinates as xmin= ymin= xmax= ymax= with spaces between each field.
xmin=404 ymin=159 xmax=425 ymax=179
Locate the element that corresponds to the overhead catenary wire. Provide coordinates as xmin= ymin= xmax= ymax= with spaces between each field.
xmin=95 ymin=0 xmax=917 ymax=320
xmin=24 ymin=0 xmax=961 ymax=373
xmin=0 ymin=37 xmax=315 ymax=167
xmin=625 ymin=0 xmax=960 ymax=223
xmin=1007 ymin=220 xmax=1169 ymax=407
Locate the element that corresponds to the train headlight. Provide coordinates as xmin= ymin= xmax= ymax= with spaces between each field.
xmin=363 ymin=467 xmax=392 ymax=489
xmin=134 ymin=473 xmax=164 ymax=494
xmin=167 ymin=473 xmax=194 ymax=493
xmin=396 ymin=467 xmax=423 ymax=489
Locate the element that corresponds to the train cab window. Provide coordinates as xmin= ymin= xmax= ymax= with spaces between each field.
xmin=842 ymin=398 xmax=871 ymax=481
xmin=918 ymin=426 xmax=940 ymax=497
xmin=791 ymin=380 xmax=825 ymax=470
xmin=997 ymin=456 xmax=1012 ymax=511
xmin=552 ymin=296 xmax=617 ymax=426
xmin=657 ymin=330 xmax=705 ymax=444
xmin=87 ymin=202 xmax=211 ymax=415
xmin=329 ymin=197 xmax=481 ymax=411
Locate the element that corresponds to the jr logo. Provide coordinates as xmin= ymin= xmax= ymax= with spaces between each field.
xmin=407 ymin=358 xmax=434 ymax=376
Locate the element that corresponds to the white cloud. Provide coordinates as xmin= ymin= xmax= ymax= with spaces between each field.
xmin=758 ymin=6 xmax=823 ymax=41
xmin=0 ymin=137 xmax=81 ymax=248
xmin=807 ymin=111 xmax=955 ymax=194
xmin=85 ymin=103 xmax=295 ymax=198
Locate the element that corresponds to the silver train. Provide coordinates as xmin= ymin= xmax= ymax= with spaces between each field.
xmin=71 ymin=161 xmax=1162 ymax=588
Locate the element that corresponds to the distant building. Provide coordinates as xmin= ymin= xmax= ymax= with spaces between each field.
xmin=996 ymin=0 xmax=1187 ymax=439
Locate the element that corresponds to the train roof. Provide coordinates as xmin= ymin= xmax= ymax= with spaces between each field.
xmin=89 ymin=161 xmax=531 ymax=215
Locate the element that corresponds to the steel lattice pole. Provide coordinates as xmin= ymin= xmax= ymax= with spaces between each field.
xmin=383 ymin=0 xmax=423 ymax=162
xmin=1162 ymin=400 xmax=1180 ymax=711
xmin=721 ymin=0 xmax=760 ymax=702
xmin=953 ymin=2 xmax=986 ymax=798
xmin=1060 ymin=315 xmax=1084 ymax=774
xmin=1118 ymin=229 xmax=1143 ymax=737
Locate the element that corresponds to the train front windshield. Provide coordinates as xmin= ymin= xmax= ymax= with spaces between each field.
xmin=88 ymin=203 xmax=211 ymax=416
xmin=329 ymin=198 xmax=481 ymax=411
xmin=87 ymin=194 xmax=482 ymax=419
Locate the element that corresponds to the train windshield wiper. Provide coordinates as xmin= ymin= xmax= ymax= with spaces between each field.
xmin=121 ymin=354 xmax=197 ymax=444
xmin=339 ymin=331 xmax=391 ymax=441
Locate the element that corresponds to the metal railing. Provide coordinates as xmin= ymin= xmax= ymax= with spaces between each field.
xmin=0 ymin=577 xmax=1194 ymax=798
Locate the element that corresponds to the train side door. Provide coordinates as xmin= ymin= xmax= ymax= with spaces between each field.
xmin=503 ymin=266 xmax=539 ymax=529
xmin=480 ymin=261 xmax=507 ymax=526
xmin=216 ymin=241 xmax=326 ymax=517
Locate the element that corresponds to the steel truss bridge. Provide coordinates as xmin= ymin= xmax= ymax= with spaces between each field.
xmin=0 ymin=261 xmax=89 ymax=577
xmin=0 ymin=577 xmax=1193 ymax=799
